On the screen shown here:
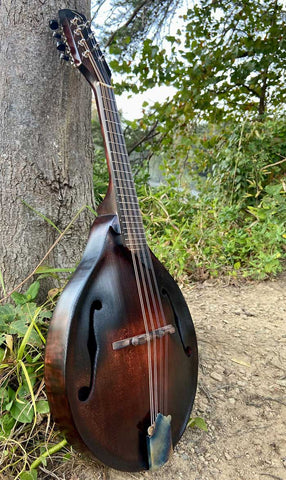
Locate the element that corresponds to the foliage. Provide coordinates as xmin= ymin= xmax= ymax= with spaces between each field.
xmin=92 ymin=0 xmax=181 ymax=52
xmin=111 ymin=0 xmax=286 ymax=116
xmin=198 ymin=118 xmax=286 ymax=206
xmin=137 ymin=117 xmax=286 ymax=280
xmin=173 ymin=0 xmax=286 ymax=120
xmin=0 ymin=282 xmax=69 ymax=479
xmin=105 ymin=0 xmax=286 ymax=172
xmin=188 ymin=416 xmax=208 ymax=432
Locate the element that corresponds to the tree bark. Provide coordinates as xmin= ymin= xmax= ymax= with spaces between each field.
xmin=0 ymin=0 xmax=95 ymax=298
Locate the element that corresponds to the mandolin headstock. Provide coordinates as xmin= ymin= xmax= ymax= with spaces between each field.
xmin=49 ymin=9 xmax=112 ymax=86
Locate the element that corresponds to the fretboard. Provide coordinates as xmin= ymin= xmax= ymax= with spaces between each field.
xmin=95 ymin=82 xmax=148 ymax=256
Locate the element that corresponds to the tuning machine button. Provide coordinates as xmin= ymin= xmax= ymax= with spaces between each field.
xmin=60 ymin=53 xmax=70 ymax=61
xmin=56 ymin=41 xmax=66 ymax=52
xmin=49 ymin=19 xmax=59 ymax=30
xmin=53 ymin=32 xmax=62 ymax=39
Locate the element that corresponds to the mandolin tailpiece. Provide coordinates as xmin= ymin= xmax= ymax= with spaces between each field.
xmin=147 ymin=413 xmax=173 ymax=471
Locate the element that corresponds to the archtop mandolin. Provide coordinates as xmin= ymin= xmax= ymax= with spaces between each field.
xmin=45 ymin=8 xmax=198 ymax=472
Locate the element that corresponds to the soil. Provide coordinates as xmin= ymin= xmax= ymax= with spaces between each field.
xmin=44 ymin=276 xmax=286 ymax=480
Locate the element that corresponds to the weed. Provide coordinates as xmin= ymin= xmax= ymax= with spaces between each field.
xmin=0 ymin=282 xmax=68 ymax=479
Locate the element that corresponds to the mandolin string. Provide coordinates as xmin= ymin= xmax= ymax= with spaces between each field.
xmin=97 ymin=70 xmax=168 ymax=418
xmin=101 ymin=87 xmax=159 ymax=422
xmin=103 ymin=91 xmax=169 ymax=418
xmin=100 ymin=85 xmax=163 ymax=420
xmin=98 ymin=84 xmax=156 ymax=415
xmin=100 ymin=84 xmax=161 ymax=420
xmin=79 ymin=25 xmax=169 ymax=420
xmin=107 ymin=90 xmax=167 ymax=416
xmin=102 ymin=90 xmax=169 ymax=415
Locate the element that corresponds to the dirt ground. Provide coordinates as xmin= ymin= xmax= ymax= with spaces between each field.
xmin=45 ymin=275 xmax=286 ymax=480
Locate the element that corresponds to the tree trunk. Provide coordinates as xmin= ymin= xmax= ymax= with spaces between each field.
xmin=0 ymin=0 xmax=95 ymax=298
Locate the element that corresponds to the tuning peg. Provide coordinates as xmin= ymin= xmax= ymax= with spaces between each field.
xmin=49 ymin=19 xmax=59 ymax=30
xmin=60 ymin=53 xmax=70 ymax=61
xmin=53 ymin=32 xmax=62 ymax=39
xmin=56 ymin=41 xmax=66 ymax=52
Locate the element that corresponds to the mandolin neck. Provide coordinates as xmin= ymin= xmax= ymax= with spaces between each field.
xmin=93 ymin=82 xmax=148 ymax=255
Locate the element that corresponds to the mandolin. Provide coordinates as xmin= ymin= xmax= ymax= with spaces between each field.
xmin=45 ymin=9 xmax=198 ymax=472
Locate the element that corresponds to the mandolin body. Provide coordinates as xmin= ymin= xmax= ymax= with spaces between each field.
xmin=45 ymin=214 xmax=198 ymax=471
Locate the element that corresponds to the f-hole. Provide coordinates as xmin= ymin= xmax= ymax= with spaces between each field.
xmin=78 ymin=300 xmax=102 ymax=401
xmin=161 ymin=287 xmax=192 ymax=358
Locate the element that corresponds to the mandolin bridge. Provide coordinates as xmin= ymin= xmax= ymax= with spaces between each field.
xmin=112 ymin=324 xmax=175 ymax=350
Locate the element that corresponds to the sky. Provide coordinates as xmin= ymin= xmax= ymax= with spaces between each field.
xmin=116 ymin=85 xmax=176 ymax=120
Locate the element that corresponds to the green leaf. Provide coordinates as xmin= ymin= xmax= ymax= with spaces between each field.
xmin=10 ymin=399 xmax=34 ymax=424
xmin=9 ymin=319 xmax=27 ymax=336
xmin=11 ymin=291 xmax=28 ymax=305
xmin=188 ymin=416 xmax=208 ymax=431
xmin=0 ymin=304 xmax=15 ymax=324
xmin=25 ymin=281 xmax=40 ymax=301
xmin=36 ymin=400 xmax=50 ymax=414
xmin=0 ymin=413 xmax=16 ymax=435
xmin=0 ymin=347 xmax=6 ymax=362
xmin=0 ymin=386 xmax=9 ymax=405
xmin=5 ymin=400 xmax=14 ymax=411
xmin=19 ymin=470 xmax=38 ymax=480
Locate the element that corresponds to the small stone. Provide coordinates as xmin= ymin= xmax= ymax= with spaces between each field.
xmin=214 ymin=364 xmax=225 ymax=372
xmin=228 ymin=397 xmax=236 ymax=404
xmin=210 ymin=372 xmax=223 ymax=382
xmin=224 ymin=451 xmax=232 ymax=460
xmin=237 ymin=380 xmax=246 ymax=387
xmin=277 ymin=379 xmax=286 ymax=387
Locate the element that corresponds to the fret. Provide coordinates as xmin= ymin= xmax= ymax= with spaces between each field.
xmin=125 ymin=240 xmax=148 ymax=248
xmin=119 ymin=207 xmax=141 ymax=214
xmin=111 ymin=159 xmax=133 ymax=168
xmin=120 ymin=223 xmax=145 ymax=232
xmin=109 ymin=150 xmax=129 ymax=158
xmin=123 ymin=229 xmax=146 ymax=235
xmin=117 ymin=189 xmax=137 ymax=195
xmin=124 ymin=231 xmax=145 ymax=235
xmin=103 ymin=111 xmax=121 ymax=121
xmin=98 ymin=94 xmax=119 ymax=107
xmin=113 ymin=169 xmax=133 ymax=176
xmin=111 ymin=157 xmax=132 ymax=165
xmin=105 ymin=133 xmax=125 ymax=144
xmin=120 ymin=218 xmax=143 ymax=226
xmin=117 ymin=194 xmax=138 ymax=201
xmin=105 ymin=121 xmax=122 ymax=131
xmin=107 ymin=139 xmax=127 ymax=149
xmin=99 ymin=93 xmax=117 ymax=103
xmin=114 ymin=182 xmax=136 ymax=189
xmin=114 ymin=187 xmax=136 ymax=195
xmin=107 ymin=144 xmax=126 ymax=153
xmin=113 ymin=166 xmax=133 ymax=173
xmin=118 ymin=207 xmax=141 ymax=213
xmin=125 ymin=233 xmax=146 ymax=237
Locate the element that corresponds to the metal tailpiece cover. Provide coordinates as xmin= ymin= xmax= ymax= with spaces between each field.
xmin=147 ymin=413 xmax=173 ymax=470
